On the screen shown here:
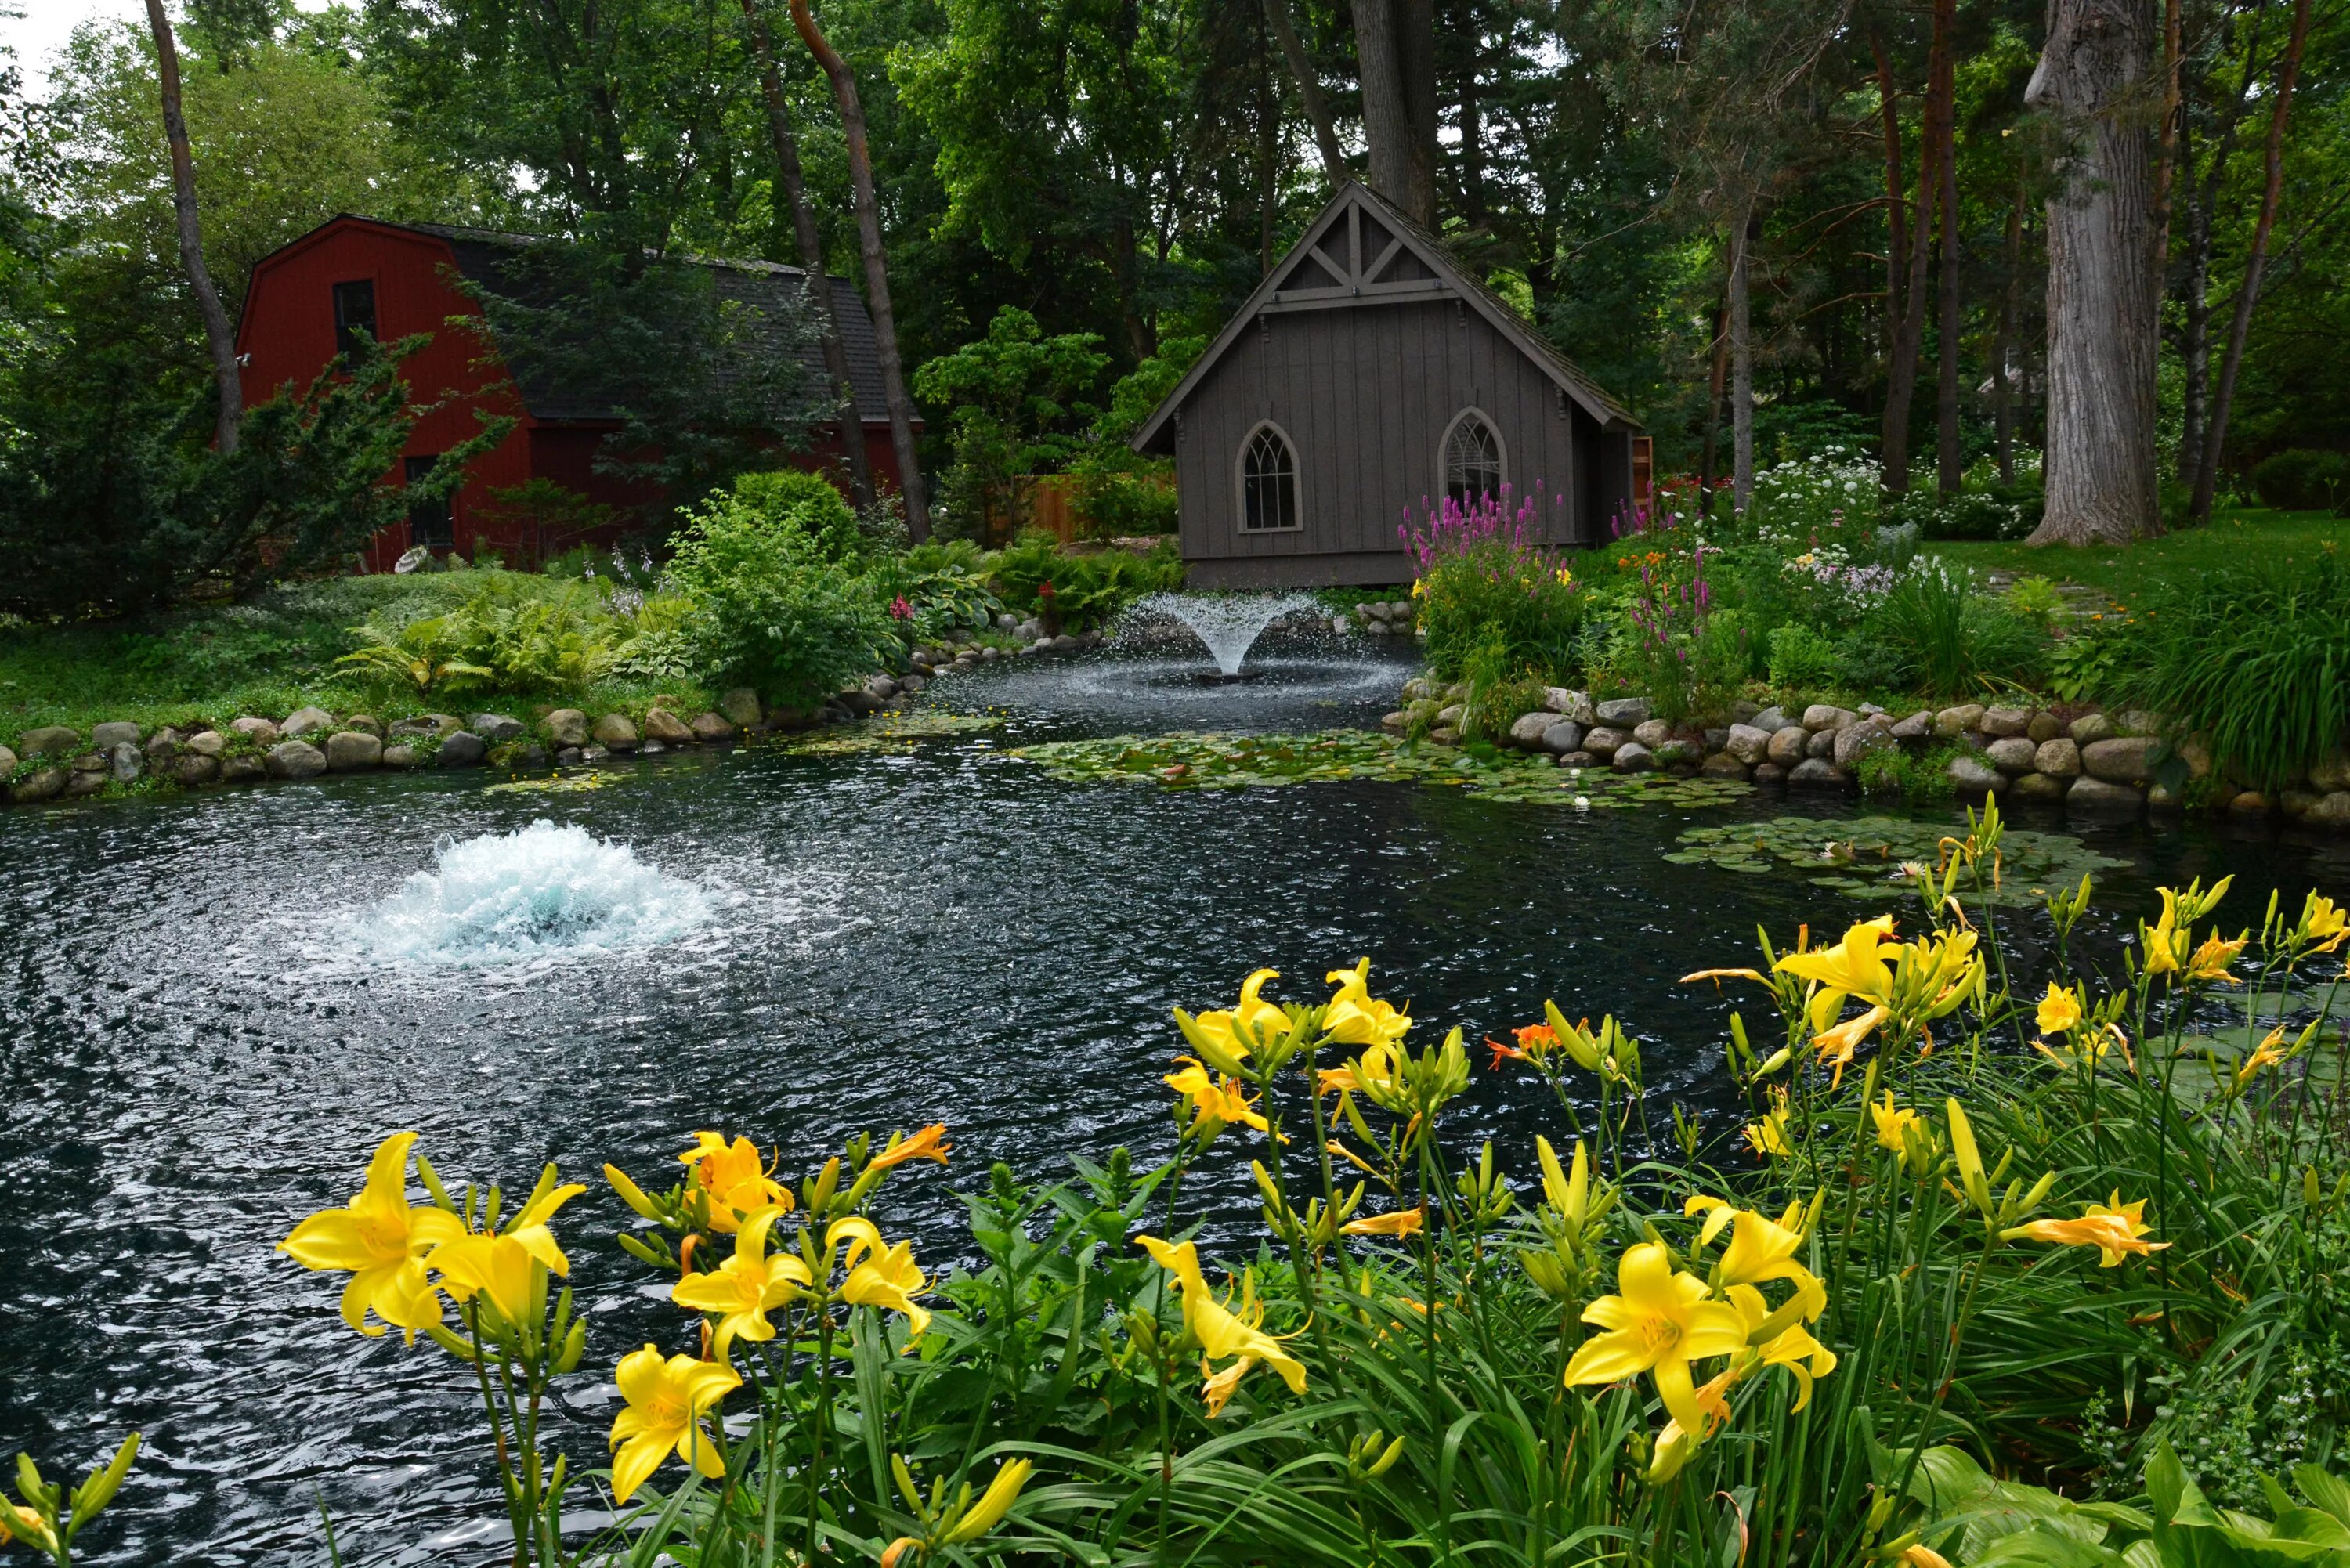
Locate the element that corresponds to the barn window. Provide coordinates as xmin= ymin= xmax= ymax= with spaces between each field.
xmin=1239 ymin=425 xmax=1300 ymax=532
xmin=405 ymin=454 xmax=454 ymax=549
xmin=1441 ymin=410 xmax=1505 ymax=507
xmin=333 ymin=279 xmax=378 ymax=357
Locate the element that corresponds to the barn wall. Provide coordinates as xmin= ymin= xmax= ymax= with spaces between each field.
xmin=1173 ymin=297 xmax=1593 ymax=587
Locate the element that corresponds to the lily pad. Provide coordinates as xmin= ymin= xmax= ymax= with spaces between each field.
xmin=772 ymin=711 xmax=1006 ymax=756
xmin=1670 ymin=815 xmax=2131 ymax=909
xmin=1007 ymin=732 xmax=1750 ymax=811
xmin=483 ymin=771 xmax=626 ymax=797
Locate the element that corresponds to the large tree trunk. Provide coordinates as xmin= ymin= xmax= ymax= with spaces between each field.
xmin=741 ymin=0 xmax=875 ymax=511
xmin=789 ymin=0 xmax=929 ymax=539
xmin=1454 ymin=1 xmax=1484 ymax=227
xmin=1263 ymin=0 xmax=1345 ymax=186
xmin=1399 ymin=0 xmax=1438 ymax=223
xmin=1351 ymin=0 xmax=1435 ymax=225
xmin=1730 ymin=203 xmax=1757 ymax=514
xmin=2191 ymin=0 xmax=2309 ymax=522
xmin=1701 ymin=290 xmax=1728 ymax=510
xmin=145 ymin=0 xmax=241 ymax=455
xmin=1934 ymin=0 xmax=1962 ymax=500
xmin=2025 ymin=0 xmax=2160 ymax=546
xmin=1993 ymin=177 xmax=2024 ymax=485
xmin=1871 ymin=34 xmax=1909 ymax=374
xmin=1878 ymin=23 xmax=1943 ymax=495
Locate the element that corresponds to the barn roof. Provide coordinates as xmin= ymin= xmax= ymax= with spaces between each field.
xmin=255 ymin=215 xmax=899 ymax=425
xmin=1130 ymin=182 xmax=1637 ymax=456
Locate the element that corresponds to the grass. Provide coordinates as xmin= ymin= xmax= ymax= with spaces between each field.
xmin=1932 ymin=504 xmax=2350 ymax=608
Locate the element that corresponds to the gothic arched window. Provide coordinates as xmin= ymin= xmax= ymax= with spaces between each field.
xmin=1441 ymin=410 xmax=1505 ymax=507
xmin=1239 ymin=424 xmax=1300 ymax=531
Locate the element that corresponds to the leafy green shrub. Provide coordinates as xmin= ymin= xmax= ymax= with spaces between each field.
xmin=1854 ymin=740 xmax=1959 ymax=804
xmin=2119 ymin=554 xmax=2350 ymax=789
xmin=1691 ymin=606 xmax=1756 ymax=717
xmin=867 ymin=559 xmax=1006 ymax=643
xmin=1410 ymin=493 xmax=1588 ymax=681
xmin=1870 ymin=560 xmax=2049 ymax=698
xmin=338 ymin=578 xmax=632 ymax=695
xmin=913 ymin=306 xmax=1109 ymax=538
xmin=2249 ymin=448 xmax=2350 ymax=514
xmin=1882 ymin=485 xmax=2039 ymax=540
xmin=726 ymin=468 xmax=866 ymax=562
xmin=2005 ymin=574 xmax=2064 ymax=627
xmin=663 ymin=496 xmax=895 ymax=706
xmin=1766 ymin=622 xmax=1845 ymax=690
xmin=985 ymin=532 xmax=1184 ymax=631
xmin=1068 ymin=467 xmax=1177 ymax=539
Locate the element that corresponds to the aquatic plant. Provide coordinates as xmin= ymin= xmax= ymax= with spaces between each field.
xmin=1401 ymin=485 xmax=1585 ymax=679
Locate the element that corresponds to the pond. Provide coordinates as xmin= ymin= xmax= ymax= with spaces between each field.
xmin=4 ymin=634 xmax=2346 ymax=1566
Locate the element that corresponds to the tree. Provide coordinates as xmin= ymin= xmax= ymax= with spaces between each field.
xmin=1352 ymin=0 xmax=1437 ymax=225
xmin=1262 ymin=0 xmax=1345 ymax=186
xmin=789 ymin=0 xmax=931 ymax=539
xmin=912 ymin=305 xmax=1108 ymax=537
xmin=142 ymin=0 xmax=240 ymax=453
xmin=2026 ymin=0 xmax=2160 ymax=545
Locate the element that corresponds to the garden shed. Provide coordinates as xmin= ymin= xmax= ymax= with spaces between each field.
xmin=1130 ymin=182 xmax=1643 ymax=588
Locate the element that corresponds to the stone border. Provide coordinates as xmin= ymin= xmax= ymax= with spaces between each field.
xmin=1385 ymin=679 xmax=2350 ymax=831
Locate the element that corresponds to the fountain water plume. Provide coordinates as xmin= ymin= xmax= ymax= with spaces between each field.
xmin=1123 ymin=592 xmax=1322 ymax=677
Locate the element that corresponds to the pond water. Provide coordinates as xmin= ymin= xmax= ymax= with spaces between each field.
xmin=4 ymin=634 xmax=2347 ymax=1566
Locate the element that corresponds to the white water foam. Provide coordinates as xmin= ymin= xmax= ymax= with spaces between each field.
xmin=352 ymin=819 xmax=710 ymax=964
xmin=1121 ymin=592 xmax=1323 ymax=675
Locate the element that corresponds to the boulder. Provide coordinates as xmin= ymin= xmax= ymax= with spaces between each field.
xmin=2012 ymin=771 xmax=2067 ymax=804
xmin=186 ymin=729 xmax=226 ymax=757
xmin=344 ymin=714 xmax=385 ymax=739
xmin=865 ymin=675 xmax=901 ymax=701
xmin=106 ymin=742 xmax=142 ymax=783
xmin=2305 ymin=792 xmax=2350 ymax=829
xmin=438 ymin=731 xmax=488 ymax=767
xmin=1766 ymin=725 xmax=1810 ymax=768
xmin=545 ymin=709 xmax=590 ymax=748
xmin=689 ymin=712 xmax=736 ymax=743
xmin=1612 ymin=740 xmax=1657 ymax=772
xmin=1802 ymin=703 xmax=1855 ymax=732
xmin=1986 ymin=736 xmax=2039 ymax=773
xmin=591 ymin=714 xmax=640 ymax=750
xmin=1557 ymin=752 xmax=1596 ymax=769
xmin=2176 ymin=737 xmax=2214 ymax=780
xmin=2067 ymin=776 xmax=2142 ymax=815
xmin=16 ymin=725 xmax=78 ymax=757
xmin=143 ymin=730 xmax=183 ymax=762
xmin=2068 ymin=712 xmax=2117 ymax=746
xmin=1436 ymin=703 xmax=1466 ymax=728
xmin=2146 ymin=782 xmax=2183 ymax=811
xmin=1932 ymin=704 xmax=1986 ymax=738
xmin=1541 ymin=721 xmax=1585 ymax=756
xmin=381 ymin=743 xmax=418 ymax=770
xmin=281 ymin=706 xmax=335 ymax=739
xmin=2033 ymin=738 xmax=2082 ymax=778
xmin=1834 ymin=720 xmax=1896 ymax=771
xmin=580 ymin=745 xmax=611 ymax=765
xmin=389 ymin=714 xmax=462 ymax=739
xmin=1723 ymin=723 xmax=1774 ymax=765
xmin=1429 ymin=728 xmax=1460 ymax=746
xmin=66 ymin=768 xmax=107 ymax=797
xmin=1583 ymin=725 xmax=1628 ymax=758
xmin=470 ymin=713 xmax=525 ymax=742
xmin=1750 ymin=706 xmax=1791 ymax=735
xmin=0 ymin=745 xmax=13 ymax=778
xmin=1632 ymin=718 xmax=1674 ymax=749
xmin=1654 ymin=738 xmax=1702 ymax=770
xmin=2308 ymin=752 xmax=2350 ymax=793
xmin=553 ymin=746 xmax=583 ymax=767
xmin=899 ymin=674 xmax=927 ymax=694
xmin=1595 ymin=696 xmax=1651 ymax=726
xmin=642 ymin=707 xmax=695 ymax=746
xmin=1546 ymin=688 xmax=1599 ymax=724
xmin=91 ymin=721 xmax=141 ymax=750
xmin=1382 ymin=710 xmax=1410 ymax=735
xmin=1979 ymin=706 xmax=2032 ymax=738
xmin=2026 ymin=710 xmax=2065 ymax=744
xmin=1889 ymin=710 xmax=1932 ymax=742
xmin=325 ymin=732 xmax=383 ymax=771
xmin=2282 ymin=789 xmax=2323 ymax=820
xmin=1947 ymin=753 xmax=2006 ymax=797
xmin=230 ymin=716 xmax=281 ymax=746
xmin=1701 ymin=753 xmax=1751 ymax=781
xmin=1788 ymin=757 xmax=1846 ymax=789
xmin=2081 ymin=735 xmax=2159 ymax=784
xmin=838 ymin=685 xmax=885 ymax=715
xmin=265 ymin=740 xmax=327 ymax=779
xmin=1752 ymin=761 xmax=1788 ymax=787
xmin=2229 ymin=789 xmax=2273 ymax=816
xmin=1806 ymin=727 xmax=1838 ymax=760
xmin=12 ymin=766 xmax=67 ymax=802
xmin=1508 ymin=711 xmax=1556 ymax=749
xmin=2117 ymin=710 xmax=2158 ymax=736
xmin=168 ymin=753 xmax=219 ymax=786
xmin=219 ymin=754 xmax=265 ymax=783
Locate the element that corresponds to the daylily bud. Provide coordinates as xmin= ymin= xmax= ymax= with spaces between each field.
xmin=2020 ymin=1170 xmax=2057 ymax=1215
xmin=68 ymin=1433 xmax=139 ymax=1527
xmin=604 ymin=1163 xmax=661 ymax=1221
xmin=880 ymin=1537 xmax=923 ymax=1568
xmin=415 ymin=1156 xmax=457 ymax=1212
xmin=1759 ymin=1046 xmax=1793 ymax=1076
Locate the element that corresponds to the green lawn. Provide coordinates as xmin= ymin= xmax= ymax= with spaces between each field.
xmin=1932 ymin=504 xmax=2349 ymax=606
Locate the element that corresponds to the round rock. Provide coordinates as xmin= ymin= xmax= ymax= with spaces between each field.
xmin=591 ymin=714 xmax=640 ymax=750
xmin=265 ymin=740 xmax=327 ymax=779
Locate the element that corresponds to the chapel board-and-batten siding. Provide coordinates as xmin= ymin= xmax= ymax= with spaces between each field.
xmin=1134 ymin=182 xmax=1640 ymax=590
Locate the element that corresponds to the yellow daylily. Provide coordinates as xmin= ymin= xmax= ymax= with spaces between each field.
xmin=671 ymin=1209 xmax=812 ymax=1357
xmin=942 ymin=1458 xmax=1035 ymax=1545
xmin=1340 ymin=1206 xmax=1426 ymax=1238
xmin=869 ymin=1125 xmax=953 ymax=1171
xmin=1564 ymin=1242 xmax=1746 ymax=1435
xmin=1538 ymin=1136 xmax=1593 ymax=1227
xmin=1714 ymin=1203 xmax=1812 ymax=1290
xmin=1725 ymin=1283 xmax=1838 ymax=1409
xmin=2290 ymin=891 xmax=2348 ymax=954
xmin=1644 ymin=1364 xmax=1738 ymax=1483
xmin=607 ymin=1345 xmax=741 ymax=1503
xmin=1683 ymin=1194 xmax=1737 ymax=1248
xmin=1871 ymin=1093 xmax=1919 ymax=1155
xmin=1137 ymin=1237 xmax=1307 ymax=1407
xmin=1810 ymin=1003 xmax=1885 ymax=1087
xmin=2232 ymin=1026 xmax=2292 ymax=1089
xmin=277 ymin=1131 xmax=465 ymax=1342
xmin=678 ymin=1133 xmax=789 ymax=1233
xmin=1775 ymin=916 xmax=1896 ymax=1009
xmin=1324 ymin=959 xmax=1412 ymax=1047
xmin=2035 ymin=982 xmax=2083 ymax=1037
xmin=429 ymin=1177 xmax=588 ymax=1325
xmin=1743 ymin=1088 xmax=1793 ymax=1159
xmin=1946 ymin=1098 xmax=1990 ymax=1213
xmin=2186 ymin=933 xmax=2247 ymax=984
xmin=1174 ymin=968 xmax=1292 ymax=1074
xmin=837 ymin=1224 xmax=933 ymax=1338
xmin=2002 ymin=1191 xmax=2170 ymax=1266
xmin=1164 ymin=1057 xmax=1272 ymax=1142
xmin=2141 ymin=877 xmax=2234 ymax=977
xmin=1 ymin=1502 xmax=58 ymax=1555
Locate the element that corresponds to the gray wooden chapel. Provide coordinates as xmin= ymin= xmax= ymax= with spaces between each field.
xmin=1130 ymin=182 xmax=1645 ymax=589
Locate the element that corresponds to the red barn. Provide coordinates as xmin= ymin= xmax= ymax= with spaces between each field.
xmin=237 ymin=215 xmax=917 ymax=571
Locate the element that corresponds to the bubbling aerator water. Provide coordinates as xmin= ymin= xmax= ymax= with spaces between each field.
xmin=1121 ymin=592 xmax=1322 ymax=677
xmin=353 ymin=818 xmax=709 ymax=963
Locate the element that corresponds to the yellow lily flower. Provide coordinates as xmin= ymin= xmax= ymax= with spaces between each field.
xmin=1 ymin=1502 xmax=57 ymax=1555
xmin=2035 ymin=982 xmax=2083 ymax=1036
xmin=1743 ymin=1117 xmax=1790 ymax=1158
xmin=1137 ymin=1237 xmax=1307 ymax=1404
xmin=277 ymin=1131 xmax=465 ymax=1342
xmin=2232 ymin=1026 xmax=2292 ymax=1088
xmin=607 ymin=1344 xmax=740 ymax=1503
xmin=1871 ymin=1093 xmax=1919 ymax=1154
xmin=678 ymin=1133 xmax=788 ymax=1234
xmin=1725 ymin=1284 xmax=1838 ymax=1409
xmin=2290 ymin=891 xmax=2348 ymax=954
xmin=1644 ymin=1364 xmax=1738 ymax=1483
xmin=1683 ymin=1194 xmax=1737 ymax=1248
xmin=1902 ymin=1547 xmax=1956 ymax=1568
xmin=1340 ymin=1206 xmax=1425 ymax=1238
xmin=1946 ymin=1098 xmax=1990 ymax=1213
xmin=1564 ymin=1242 xmax=1746 ymax=1435
xmin=1164 ymin=1057 xmax=1272 ymax=1142
xmin=671 ymin=1209 xmax=812 ymax=1357
xmin=1174 ymin=968 xmax=1292 ymax=1074
xmin=1775 ymin=916 xmax=1896 ymax=1009
xmin=837 ymin=1224 xmax=933 ymax=1338
xmin=1714 ymin=1203 xmax=1812 ymax=1290
xmin=2186 ymin=932 xmax=2246 ymax=984
xmin=428 ymin=1177 xmax=587 ymax=1326
xmin=942 ymin=1458 xmax=1035 ymax=1545
xmin=1810 ymin=1003 xmax=1885 ymax=1087
xmin=869 ymin=1125 xmax=953 ymax=1171
xmin=1324 ymin=959 xmax=1412 ymax=1047
xmin=2002 ymin=1191 xmax=2170 ymax=1266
